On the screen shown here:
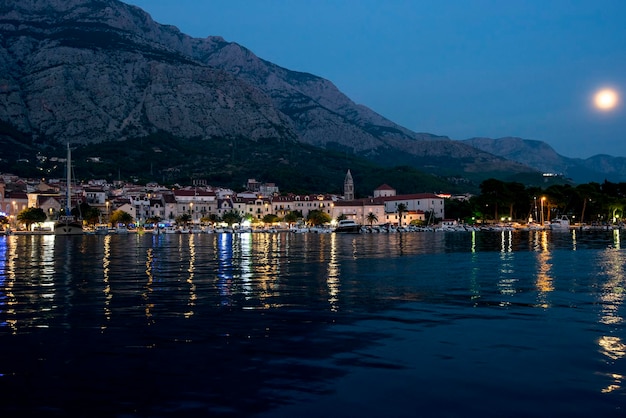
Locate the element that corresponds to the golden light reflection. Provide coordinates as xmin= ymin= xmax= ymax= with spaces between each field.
xmin=613 ymin=229 xmax=621 ymax=250
xmin=185 ymin=234 xmax=197 ymax=319
xmin=535 ymin=231 xmax=554 ymax=307
xmin=0 ymin=236 xmax=16 ymax=332
xmin=327 ymin=233 xmax=340 ymax=312
xmin=598 ymin=245 xmax=625 ymax=326
xmin=596 ymin=244 xmax=626 ymax=394
xmin=4 ymin=236 xmax=18 ymax=333
xmin=601 ymin=373 xmax=624 ymax=394
xmin=144 ymin=247 xmax=154 ymax=323
xmin=102 ymin=234 xmax=112 ymax=328
xmin=599 ymin=335 xmax=626 ymax=361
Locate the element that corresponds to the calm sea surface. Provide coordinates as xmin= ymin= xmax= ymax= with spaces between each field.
xmin=0 ymin=230 xmax=625 ymax=417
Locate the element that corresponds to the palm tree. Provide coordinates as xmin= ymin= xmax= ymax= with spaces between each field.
xmin=366 ymin=212 xmax=378 ymax=226
xmin=396 ymin=203 xmax=407 ymax=227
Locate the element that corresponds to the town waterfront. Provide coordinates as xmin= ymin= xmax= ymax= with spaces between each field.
xmin=1 ymin=230 xmax=625 ymax=417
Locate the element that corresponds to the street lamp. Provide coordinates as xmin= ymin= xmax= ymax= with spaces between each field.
xmin=540 ymin=197 xmax=545 ymax=226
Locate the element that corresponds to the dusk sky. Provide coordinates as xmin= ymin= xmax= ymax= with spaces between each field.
xmin=124 ymin=0 xmax=626 ymax=159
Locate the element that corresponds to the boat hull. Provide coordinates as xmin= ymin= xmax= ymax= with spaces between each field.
xmin=54 ymin=221 xmax=84 ymax=235
xmin=334 ymin=225 xmax=362 ymax=234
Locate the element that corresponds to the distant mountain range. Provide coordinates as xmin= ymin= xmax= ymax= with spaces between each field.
xmin=0 ymin=0 xmax=623 ymax=188
xmin=462 ymin=137 xmax=626 ymax=183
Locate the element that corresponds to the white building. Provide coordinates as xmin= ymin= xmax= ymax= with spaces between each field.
xmin=378 ymin=193 xmax=445 ymax=220
xmin=332 ymin=198 xmax=386 ymax=225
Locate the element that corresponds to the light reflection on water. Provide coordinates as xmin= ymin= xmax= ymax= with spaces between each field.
xmin=0 ymin=230 xmax=625 ymax=417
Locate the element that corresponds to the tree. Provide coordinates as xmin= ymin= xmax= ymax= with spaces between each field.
xmin=307 ymin=210 xmax=331 ymax=226
xmin=203 ymin=213 xmax=220 ymax=225
xmin=283 ymin=211 xmax=302 ymax=227
xmin=83 ymin=206 xmax=101 ymax=226
xmin=396 ymin=203 xmax=407 ymax=227
xmin=17 ymin=207 xmax=47 ymax=229
xmin=0 ymin=215 xmax=8 ymax=226
xmin=262 ymin=214 xmax=279 ymax=224
xmin=574 ymin=182 xmax=602 ymax=225
xmin=222 ymin=210 xmax=242 ymax=226
xmin=366 ymin=212 xmax=378 ymax=226
xmin=478 ymin=178 xmax=508 ymax=221
xmin=336 ymin=213 xmax=347 ymax=222
xmin=110 ymin=210 xmax=134 ymax=226
xmin=176 ymin=213 xmax=191 ymax=226
xmin=444 ymin=199 xmax=473 ymax=223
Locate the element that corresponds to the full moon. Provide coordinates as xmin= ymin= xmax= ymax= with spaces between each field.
xmin=593 ymin=88 xmax=619 ymax=110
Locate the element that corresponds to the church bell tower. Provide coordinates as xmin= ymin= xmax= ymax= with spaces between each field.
xmin=343 ymin=170 xmax=354 ymax=201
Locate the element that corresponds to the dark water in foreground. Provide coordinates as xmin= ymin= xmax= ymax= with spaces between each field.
xmin=0 ymin=230 xmax=625 ymax=417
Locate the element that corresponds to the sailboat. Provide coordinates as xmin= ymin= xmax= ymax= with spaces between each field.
xmin=54 ymin=143 xmax=83 ymax=235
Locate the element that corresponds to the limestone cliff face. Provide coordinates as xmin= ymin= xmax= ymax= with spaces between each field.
xmin=0 ymin=0 xmax=296 ymax=144
xmin=0 ymin=0 xmax=528 ymax=176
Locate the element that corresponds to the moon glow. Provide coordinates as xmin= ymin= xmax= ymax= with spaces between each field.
xmin=593 ymin=88 xmax=619 ymax=110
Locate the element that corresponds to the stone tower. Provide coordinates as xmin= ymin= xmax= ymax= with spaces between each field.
xmin=343 ymin=170 xmax=354 ymax=201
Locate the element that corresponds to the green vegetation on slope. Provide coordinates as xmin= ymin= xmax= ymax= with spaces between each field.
xmin=2 ymin=132 xmax=464 ymax=195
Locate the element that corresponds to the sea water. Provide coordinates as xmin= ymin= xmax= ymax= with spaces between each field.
xmin=0 ymin=230 xmax=624 ymax=417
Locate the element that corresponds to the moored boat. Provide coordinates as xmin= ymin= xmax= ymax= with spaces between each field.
xmin=333 ymin=219 xmax=361 ymax=234
xmin=549 ymin=215 xmax=571 ymax=232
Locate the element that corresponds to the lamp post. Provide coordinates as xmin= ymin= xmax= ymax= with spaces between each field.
xmin=540 ymin=197 xmax=545 ymax=226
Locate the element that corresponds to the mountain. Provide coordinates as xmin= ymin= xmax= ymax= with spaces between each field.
xmin=462 ymin=137 xmax=626 ymax=183
xmin=0 ymin=0 xmax=540 ymax=190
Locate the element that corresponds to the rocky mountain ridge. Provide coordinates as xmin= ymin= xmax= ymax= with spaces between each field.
xmin=463 ymin=137 xmax=626 ymax=183
xmin=0 ymin=0 xmax=543 ymax=185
